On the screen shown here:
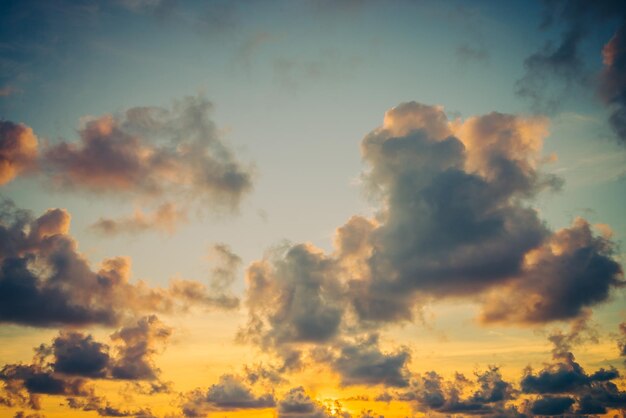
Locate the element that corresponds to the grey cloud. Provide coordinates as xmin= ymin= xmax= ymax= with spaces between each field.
xmin=349 ymin=103 xmax=577 ymax=323
xmin=50 ymin=332 xmax=110 ymax=378
xmin=480 ymin=218 xmax=623 ymax=325
xmin=110 ymin=315 xmax=172 ymax=381
xmin=278 ymin=386 xmax=345 ymax=418
xmin=332 ymin=334 xmax=410 ymax=388
xmin=182 ymin=374 xmax=275 ymax=416
xmin=240 ymin=243 xmax=345 ymax=350
xmin=0 ymin=199 xmax=239 ymax=328
xmin=515 ymin=0 xmax=626 ymax=113
xmin=398 ymin=367 xmax=515 ymax=416
xmin=599 ymin=23 xmax=626 ymax=143
xmin=529 ymin=396 xmax=574 ymax=415
xmin=42 ymin=95 xmax=253 ymax=210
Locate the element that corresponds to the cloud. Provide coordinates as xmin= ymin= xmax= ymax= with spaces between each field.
xmin=240 ymin=243 xmax=345 ymax=349
xmin=0 ymin=199 xmax=239 ymax=328
xmin=480 ymin=218 xmax=623 ymax=324
xmin=109 ymin=315 xmax=171 ymax=381
xmin=181 ymin=374 xmax=275 ymax=416
xmin=49 ymin=332 xmax=110 ymax=378
xmin=90 ymin=202 xmax=187 ymax=236
xmin=518 ymin=326 xmax=626 ymax=415
xmin=0 ymin=121 xmax=38 ymax=185
xmin=348 ymin=103 xmax=614 ymax=325
xmin=618 ymin=322 xmax=626 ymax=358
xmin=277 ymin=386 xmax=345 ymax=418
xmin=332 ymin=334 xmax=411 ymax=388
xmin=41 ymin=95 xmax=253 ymax=210
xmin=0 ymin=363 xmax=91 ymax=410
xmin=599 ymin=22 xmax=626 ymax=143
xmin=514 ymin=1 xmax=626 ymax=143
xmin=397 ymin=367 xmax=515 ymax=415
xmin=514 ymin=0 xmax=626 ymax=112
xmin=1 ymin=317 xmax=171 ymax=413
xmin=239 ymin=102 xmax=623 ymax=370
xmin=528 ymin=396 xmax=575 ymax=415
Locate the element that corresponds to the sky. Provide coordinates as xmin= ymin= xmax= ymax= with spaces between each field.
xmin=0 ymin=0 xmax=626 ymax=417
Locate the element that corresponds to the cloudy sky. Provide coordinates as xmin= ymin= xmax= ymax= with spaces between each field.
xmin=1 ymin=1 xmax=626 ymax=417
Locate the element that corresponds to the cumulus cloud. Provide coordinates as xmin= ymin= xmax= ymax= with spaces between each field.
xmin=277 ymin=386 xmax=347 ymax=418
xmin=480 ymin=218 xmax=623 ymax=324
xmin=332 ymin=334 xmax=410 ymax=388
xmin=519 ymin=324 xmax=626 ymax=415
xmin=1 ymin=317 xmax=171 ymax=413
xmin=240 ymin=243 xmax=345 ymax=350
xmin=109 ymin=315 xmax=172 ymax=381
xmin=397 ymin=367 xmax=516 ymax=415
xmin=240 ymin=101 xmax=623 ymax=371
xmin=41 ymin=95 xmax=253 ymax=210
xmin=0 ymin=121 xmax=38 ymax=186
xmin=181 ymin=374 xmax=275 ymax=416
xmin=0 ymin=199 xmax=238 ymax=328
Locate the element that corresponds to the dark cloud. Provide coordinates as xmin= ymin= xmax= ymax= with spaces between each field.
xmin=332 ymin=334 xmax=410 ymax=388
xmin=518 ymin=327 xmax=626 ymax=415
xmin=618 ymin=322 xmax=626 ymax=357
xmin=277 ymin=386 xmax=347 ymax=418
xmin=240 ymin=243 xmax=345 ymax=350
xmin=1 ymin=317 xmax=171 ymax=414
xmin=480 ymin=218 xmax=623 ymax=324
xmin=599 ymin=22 xmax=626 ymax=143
xmin=345 ymin=103 xmax=622 ymax=325
xmin=0 ymin=200 xmax=239 ymax=327
xmin=529 ymin=396 xmax=574 ymax=415
xmin=239 ymin=102 xmax=623 ymax=373
xmin=0 ymin=121 xmax=38 ymax=185
xmin=50 ymin=332 xmax=110 ymax=378
xmin=182 ymin=374 xmax=275 ymax=416
xmin=0 ymin=363 xmax=90 ymax=410
xmin=42 ymin=95 xmax=254 ymax=211
xmin=67 ymin=392 xmax=155 ymax=417
xmin=110 ymin=315 xmax=171 ymax=381
xmin=515 ymin=0 xmax=626 ymax=113
xmin=398 ymin=367 xmax=515 ymax=416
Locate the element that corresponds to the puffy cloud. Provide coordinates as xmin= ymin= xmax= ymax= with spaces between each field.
xmin=42 ymin=96 xmax=253 ymax=208
xmin=397 ymin=367 xmax=515 ymax=416
xmin=528 ymin=396 xmax=574 ymax=416
xmin=240 ymin=243 xmax=345 ymax=349
xmin=109 ymin=315 xmax=171 ymax=381
xmin=332 ymin=334 xmax=410 ymax=388
xmin=349 ymin=102 xmax=618 ymax=324
xmin=181 ymin=374 xmax=275 ymax=416
xmin=90 ymin=202 xmax=187 ymax=236
xmin=480 ymin=218 xmax=623 ymax=324
xmin=240 ymin=102 xmax=623 ymax=370
xmin=0 ymin=200 xmax=239 ymax=327
xmin=277 ymin=386 xmax=346 ymax=418
xmin=519 ymin=326 xmax=626 ymax=415
xmin=0 ymin=121 xmax=38 ymax=186
xmin=0 ymin=363 xmax=91 ymax=410
xmin=50 ymin=332 xmax=110 ymax=378
xmin=1 ymin=317 xmax=171 ymax=414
